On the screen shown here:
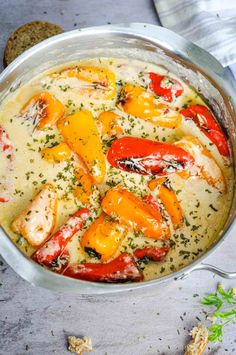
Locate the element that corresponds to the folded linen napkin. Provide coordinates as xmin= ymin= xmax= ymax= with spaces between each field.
xmin=153 ymin=0 xmax=236 ymax=67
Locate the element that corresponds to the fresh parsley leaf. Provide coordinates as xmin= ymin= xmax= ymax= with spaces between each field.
xmin=200 ymin=294 xmax=223 ymax=310
xmin=218 ymin=285 xmax=236 ymax=305
xmin=200 ymin=284 xmax=236 ymax=343
xmin=208 ymin=324 xmax=223 ymax=342
xmin=214 ymin=310 xmax=236 ymax=319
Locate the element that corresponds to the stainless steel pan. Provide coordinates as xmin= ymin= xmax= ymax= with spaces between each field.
xmin=0 ymin=23 xmax=236 ymax=294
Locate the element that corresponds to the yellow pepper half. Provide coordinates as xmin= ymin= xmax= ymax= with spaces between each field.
xmin=59 ymin=65 xmax=116 ymax=100
xmin=58 ymin=110 xmax=106 ymax=184
xmin=81 ymin=213 xmax=126 ymax=261
xmin=97 ymin=111 xmax=123 ymax=137
xmin=42 ymin=142 xmax=72 ymax=163
xmin=118 ymin=84 xmax=182 ymax=129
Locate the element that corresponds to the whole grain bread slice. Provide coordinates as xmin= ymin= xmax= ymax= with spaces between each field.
xmin=3 ymin=21 xmax=64 ymax=67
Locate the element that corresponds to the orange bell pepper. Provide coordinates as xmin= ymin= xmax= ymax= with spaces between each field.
xmin=42 ymin=142 xmax=72 ymax=163
xmin=147 ymin=177 xmax=183 ymax=229
xmin=175 ymin=136 xmax=226 ymax=192
xmin=118 ymin=84 xmax=182 ymax=128
xmin=74 ymin=168 xmax=93 ymax=205
xmin=20 ymin=92 xmax=65 ymax=130
xmin=97 ymin=111 xmax=123 ymax=137
xmin=81 ymin=213 xmax=126 ymax=261
xmin=58 ymin=110 xmax=106 ymax=184
xmin=148 ymin=177 xmax=167 ymax=191
xmin=59 ymin=65 xmax=116 ymax=100
xmin=159 ymin=184 xmax=183 ymax=229
xmin=101 ymin=186 xmax=170 ymax=240
xmin=177 ymin=170 xmax=191 ymax=179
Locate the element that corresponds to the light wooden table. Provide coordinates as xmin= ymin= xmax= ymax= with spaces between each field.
xmin=1 ymin=1 xmax=236 ymax=354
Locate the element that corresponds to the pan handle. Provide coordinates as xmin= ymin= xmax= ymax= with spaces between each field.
xmin=177 ymin=263 xmax=236 ymax=280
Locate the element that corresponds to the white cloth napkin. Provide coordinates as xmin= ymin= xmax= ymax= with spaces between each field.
xmin=153 ymin=0 xmax=236 ymax=67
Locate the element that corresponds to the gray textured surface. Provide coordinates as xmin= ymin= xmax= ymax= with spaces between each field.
xmin=1 ymin=1 xmax=236 ymax=354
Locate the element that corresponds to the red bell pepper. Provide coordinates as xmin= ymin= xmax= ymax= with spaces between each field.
xmin=0 ymin=196 xmax=9 ymax=203
xmin=149 ymin=73 xmax=183 ymax=102
xmin=0 ymin=126 xmax=14 ymax=203
xmin=32 ymin=208 xmax=91 ymax=266
xmin=144 ymin=194 xmax=160 ymax=212
xmin=180 ymin=104 xmax=229 ymax=157
xmin=50 ymin=249 xmax=70 ymax=274
xmin=63 ymin=253 xmax=144 ymax=282
xmin=134 ymin=246 xmax=170 ymax=261
xmin=107 ymin=137 xmax=194 ymax=176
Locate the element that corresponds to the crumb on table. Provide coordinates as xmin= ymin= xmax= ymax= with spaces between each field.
xmin=68 ymin=336 xmax=92 ymax=355
xmin=184 ymin=323 xmax=208 ymax=355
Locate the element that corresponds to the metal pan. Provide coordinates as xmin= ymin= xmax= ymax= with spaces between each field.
xmin=0 ymin=23 xmax=236 ymax=294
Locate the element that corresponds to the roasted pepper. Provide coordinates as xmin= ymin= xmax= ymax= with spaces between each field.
xmin=102 ymin=186 xmax=170 ymax=240
xmin=33 ymin=208 xmax=91 ymax=266
xmin=175 ymin=136 xmax=226 ymax=192
xmin=20 ymin=92 xmax=65 ymax=130
xmin=146 ymin=180 xmax=183 ymax=230
xmin=50 ymin=249 xmax=70 ymax=274
xmin=159 ymin=183 xmax=183 ymax=229
xmin=11 ymin=184 xmax=58 ymax=246
xmin=149 ymin=73 xmax=183 ymax=102
xmin=181 ymin=104 xmax=229 ymax=157
xmin=42 ymin=142 xmax=72 ymax=163
xmin=81 ymin=213 xmax=126 ymax=262
xmin=58 ymin=65 xmax=116 ymax=100
xmin=118 ymin=84 xmax=182 ymax=128
xmin=74 ymin=168 xmax=94 ymax=205
xmin=134 ymin=246 xmax=170 ymax=261
xmin=107 ymin=136 xmax=194 ymax=176
xmin=148 ymin=177 xmax=167 ymax=191
xmin=58 ymin=110 xmax=106 ymax=184
xmin=63 ymin=253 xmax=144 ymax=282
xmin=97 ymin=111 xmax=123 ymax=137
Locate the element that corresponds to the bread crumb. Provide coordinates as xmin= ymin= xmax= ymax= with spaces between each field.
xmin=68 ymin=336 xmax=92 ymax=355
xmin=184 ymin=324 xmax=208 ymax=355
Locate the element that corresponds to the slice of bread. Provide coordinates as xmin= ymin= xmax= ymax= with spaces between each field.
xmin=3 ymin=21 xmax=64 ymax=67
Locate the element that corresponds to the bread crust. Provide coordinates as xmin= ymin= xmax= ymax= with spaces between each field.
xmin=3 ymin=21 xmax=64 ymax=67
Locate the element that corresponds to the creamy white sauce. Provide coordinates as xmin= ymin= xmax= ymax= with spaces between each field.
xmin=0 ymin=57 xmax=233 ymax=281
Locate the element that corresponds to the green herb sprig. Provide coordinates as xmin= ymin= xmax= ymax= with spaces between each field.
xmin=200 ymin=284 xmax=236 ymax=342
